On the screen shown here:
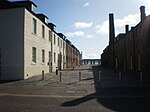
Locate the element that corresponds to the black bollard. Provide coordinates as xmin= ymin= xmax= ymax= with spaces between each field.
xmin=42 ymin=70 xmax=44 ymax=80
xmin=56 ymin=67 xmax=58 ymax=75
xmin=60 ymin=72 xmax=62 ymax=82
xmin=79 ymin=72 xmax=81 ymax=82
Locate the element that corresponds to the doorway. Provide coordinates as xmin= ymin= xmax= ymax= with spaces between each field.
xmin=49 ymin=51 xmax=52 ymax=72
xmin=0 ymin=48 xmax=1 ymax=79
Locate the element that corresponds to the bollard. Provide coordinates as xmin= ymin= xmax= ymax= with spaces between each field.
xmin=42 ymin=70 xmax=44 ymax=80
xmin=140 ymin=72 xmax=142 ymax=83
xmin=119 ymin=72 xmax=122 ymax=83
xmin=56 ymin=67 xmax=58 ymax=75
xmin=60 ymin=72 xmax=62 ymax=82
xmin=99 ymin=71 xmax=101 ymax=83
xmin=79 ymin=72 xmax=82 ymax=82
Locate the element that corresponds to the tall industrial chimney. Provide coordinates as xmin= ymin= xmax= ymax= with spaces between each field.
xmin=140 ymin=6 xmax=146 ymax=21
xmin=109 ymin=13 xmax=115 ymax=45
xmin=125 ymin=25 xmax=129 ymax=33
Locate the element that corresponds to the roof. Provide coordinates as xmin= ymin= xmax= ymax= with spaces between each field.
xmin=0 ymin=0 xmax=80 ymax=53
xmin=12 ymin=0 xmax=37 ymax=7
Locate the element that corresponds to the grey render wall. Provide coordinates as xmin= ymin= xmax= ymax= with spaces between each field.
xmin=0 ymin=8 xmax=24 ymax=80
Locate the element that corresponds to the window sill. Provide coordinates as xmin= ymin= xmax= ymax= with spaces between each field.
xmin=31 ymin=62 xmax=36 ymax=65
xmin=41 ymin=62 xmax=45 ymax=65
xmin=32 ymin=32 xmax=37 ymax=36
xmin=41 ymin=37 xmax=45 ymax=39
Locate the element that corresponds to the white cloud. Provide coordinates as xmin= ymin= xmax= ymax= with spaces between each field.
xmin=146 ymin=0 xmax=150 ymax=6
xmin=115 ymin=14 xmax=140 ymax=27
xmin=95 ymin=20 xmax=109 ymax=35
xmin=65 ymin=31 xmax=85 ymax=37
xmin=86 ymin=34 xmax=95 ymax=39
xmin=84 ymin=2 xmax=90 ymax=7
xmin=95 ymin=13 xmax=140 ymax=36
xmin=74 ymin=22 xmax=93 ymax=29
xmin=82 ymin=53 xmax=99 ymax=59
xmin=65 ymin=31 xmax=94 ymax=39
xmin=86 ymin=34 xmax=93 ymax=38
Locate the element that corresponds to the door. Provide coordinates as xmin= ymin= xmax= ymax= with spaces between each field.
xmin=49 ymin=51 xmax=52 ymax=72
xmin=0 ymin=48 xmax=1 ymax=79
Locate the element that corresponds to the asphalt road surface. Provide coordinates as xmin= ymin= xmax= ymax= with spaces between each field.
xmin=0 ymin=65 xmax=150 ymax=112
xmin=0 ymin=93 xmax=150 ymax=112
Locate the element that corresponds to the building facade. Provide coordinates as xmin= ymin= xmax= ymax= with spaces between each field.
xmin=66 ymin=39 xmax=81 ymax=68
xmin=82 ymin=59 xmax=101 ymax=65
xmin=101 ymin=6 xmax=150 ymax=76
xmin=0 ymin=0 xmax=81 ymax=80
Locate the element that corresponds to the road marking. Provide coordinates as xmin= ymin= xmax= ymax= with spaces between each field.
xmin=0 ymin=93 xmax=150 ymax=99
xmin=0 ymin=93 xmax=83 ymax=98
xmin=66 ymin=91 xmax=75 ymax=93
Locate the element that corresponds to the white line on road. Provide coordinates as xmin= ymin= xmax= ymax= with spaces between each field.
xmin=0 ymin=93 xmax=150 ymax=99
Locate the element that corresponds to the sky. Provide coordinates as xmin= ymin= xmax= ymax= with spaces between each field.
xmin=10 ymin=0 xmax=150 ymax=59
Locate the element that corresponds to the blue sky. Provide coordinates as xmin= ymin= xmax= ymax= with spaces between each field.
xmin=10 ymin=0 xmax=150 ymax=59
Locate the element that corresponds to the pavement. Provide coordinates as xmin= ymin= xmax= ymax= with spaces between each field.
xmin=0 ymin=65 xmax=150 ymax=112
xmin=0 ymin=65 xmax=95 ymax=96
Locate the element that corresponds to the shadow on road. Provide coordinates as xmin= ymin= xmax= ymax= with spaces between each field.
xmin=0 ymin=80 xmax=21 ymax=84
xmin=61 ymin=65 xmax=150 ymax=112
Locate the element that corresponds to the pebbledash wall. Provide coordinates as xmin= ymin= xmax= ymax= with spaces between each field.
xmin=0 ymin=1 xmax=81 ymax=80
xmin=101 ymin=6 xmax=150 ymax=76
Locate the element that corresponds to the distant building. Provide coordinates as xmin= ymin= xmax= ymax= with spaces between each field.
xmin=82 ymin=59 xmax=101 ymax=65
xmin=101 ymin=6 xmax=150 ymax=76
xmin=0 ymin=0 xmax=81 ymax=80
xmin=66 ymin=39 xmax=81 ymax=68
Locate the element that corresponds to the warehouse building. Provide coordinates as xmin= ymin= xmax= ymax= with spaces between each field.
xmin=101 ymin=6 xmax=150 ymax=76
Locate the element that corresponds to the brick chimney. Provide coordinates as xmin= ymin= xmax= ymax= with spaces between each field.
xmin=140 ymin=6 xmax=146 ymax=21
xmin=109 ymin=13 xmax=115 ymax=44
xmin=125 ymin=25 xmax=129 ymax=33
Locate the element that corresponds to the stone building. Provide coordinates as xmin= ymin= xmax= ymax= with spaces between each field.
xmin=66 ymin=39 xmax=81 ymax=68
xmin=0 ymin=0 xmax=81 ymax=80
xmin=101 ymin=6 xmax=150 ymax=76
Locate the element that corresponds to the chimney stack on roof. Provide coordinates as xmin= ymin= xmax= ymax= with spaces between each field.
xmin=109 ymin=13 xmax=115 ymax=45
xmin=125 ymin=25 xmax=129 ymax=33
xmin=140 ymin=6 xmax=146 ymax=21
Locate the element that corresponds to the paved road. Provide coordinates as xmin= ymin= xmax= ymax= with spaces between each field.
xmin=0 ymin=93 xmax=150 ymax=112
xmin=0 ymin=93 xmax=110 ymax=112
xmin=0 ymin=65 xmax=150 ymax=112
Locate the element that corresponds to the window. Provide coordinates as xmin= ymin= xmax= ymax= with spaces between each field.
xmin=130 ymin=56 xmax=133 ymax=70
xmin=63 ymin=55 xmax=65 ymax=63
xmin=49 ymin=51 xmax=51 ymax=62
xmin=124 ymin=58 xmax=126 ymax=71
xmin=31 ymin=4 xmax=36 ymax=12
xmin=115 ymin=58 xmax=118 ymax=69
xmin=49 ymin=30 xmax=52 ymax=41
xmin=32 ymin=18 xmax=37 ymax=34
xmin=58 ymin=37 xmax=59 ymax=46
xmin=42 ymin=25 xmax=45 ymax=38
xmin=138 ymin=54 xmax=141 ymax=71
xmin=54 ymin=34 xmax=56 ymax=44
xmin=42 ymin=50 xmax=45 ymax=63
xmin=54 ymin=52 xmax=56 ymax=63
xmin=61 ymin=40 xmax=62 ymax=48
xmin=63 ymin=42 xmax=65 ymax=50
xmin=32 ymin=47 xmax=36 ymax=63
